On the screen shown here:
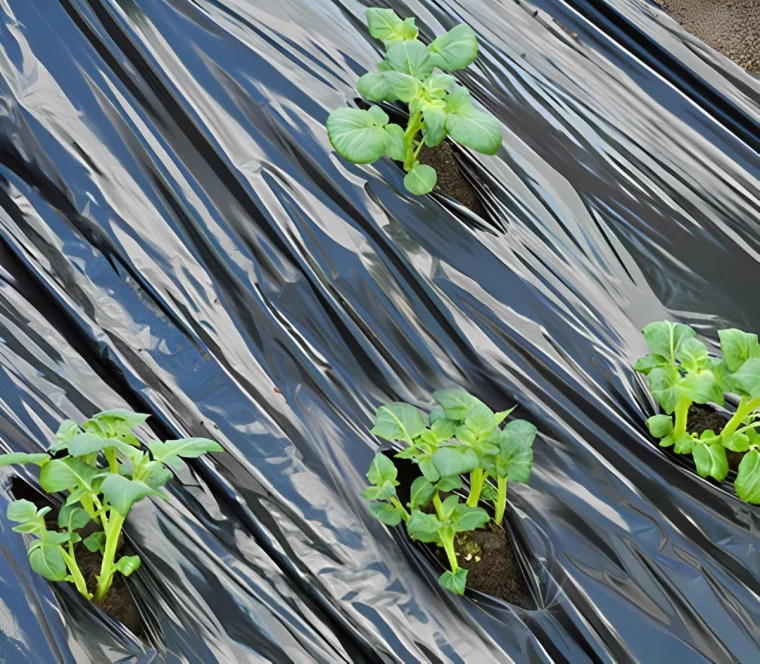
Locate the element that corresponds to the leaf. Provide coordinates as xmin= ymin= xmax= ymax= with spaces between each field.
xmin=494 ymin=407 xmax=516 ymax=425
xmin=719 ymin=329 xmax=760 ymax=373
xmin=89 ymin=410 xmax=150 ymax=436
xmin=404 ymin=163 xmax=437 ymax=195
xmin=39 ymin=458 xmax=102 ymax=494
xmin=673 ymin=435 xmax=694 ymax=454
xmin=436 ymin=475 xmax=463 ymax=492
xmin=425 ymin=74 xmax=456 ymax=96
xmin=735 ymin=449 xmax=760 ymax=504
xmin=646 ymin=415 xmax=673 ymax=439
xmin=365 ymin=454 xmax=398 ymax=485
xmin=731 ymin=358 xmax=760 ymax=398
xmin=438 ymin=567 xmax=468 ymax=595
xmin=642 ymin=321 xmax=696 ymax=362
xmin=385 ymin=39 xmax=434 ymax=78
xmin=647 ymin=367 xmax=680 ymax=413
xmin=40 ymin=530 xmax=70 ymax=546
xmin=496 ymin=427 xmax=534 ymax=482
xmin=464 ymin=402 xmax=497 ymax=440
xmin=383 ymin=71 xmax=419 ymax=102
xmin=7 ymin=500 xmax=39 ymax=524
xmin=101 ymin=475 xmax=166 ymax=516
xmin=432 ymin=446 xmax=480 ymax=477
xmin=430 ymin=418 xmax=456 ymax=442
xmin=115 ymin=555 xmax=141 ymax=577
xmin=0 ymin=452 xmax=50 ymax=468
xmin=57 ymin=505 xmax=90 ymax=531
xmin=503 ymin=420 xmax=537 ymax=447
xmin=326 ymin=108 xmax=388 ymax=164
xmin=659 ymin=435 xmax=675 ymax=448
xmin=428 ymin=24 xmax=479 ymax=72
xmin=692 ymin=443 xmax=729 ymax=481
xmin=357 ymin=72 xmax=392 ymax=102
xmin=722 ymin=433 xmax=750 ymax=452
xmin=371 ymin=403 xmax=427 ymax=442
xmin=141 ymin=461 xmax=174 ymax=489
xmin=422 ymin=107 xmax=447 ymax=147
xmin=679 ymin=370 xmax=720 ymax=405
xmin=453 ymin=505 xmax=489 ymax=532
xmin=29 ymin=544 xmax=67 ymax=581
xmin=369 ymin=502 xmax=403 ymax=526
xmin=445 ymin=103 xmax=502 ymax=155
xmin=83 ymin=531 xmax=106 ymax=553
xmin=66 ymin=432 xmax=114 ymax=457
xmin=54 ymin=420 xmax=81 ymax=446
xmin=409 ymin=477 xmax=435 ymax=509
xmin=429 ymin=410 xmax=446 ymax=424
xmin=418 ymin=458 xmax=441 ymax=482
xmin=148 ymin=438 xmax=222 ymax=469
xmin=633 ymin=354 xmax=670 ymax=375
xmin=675 ymin=337 xmax=710 ymax=372
xmin=406 ymin=510 xmax=441 ymax=542
xmin=432 ymin=389 xmax=477 ymax=422
xmin=365 ymin=8 xmax=418 ymax=45
xmin=384 ymin=123 xmax=406 ymax=161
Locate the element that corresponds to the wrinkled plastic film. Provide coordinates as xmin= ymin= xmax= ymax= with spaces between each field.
xmin=0 ymin=0 xmax=757 ymax=662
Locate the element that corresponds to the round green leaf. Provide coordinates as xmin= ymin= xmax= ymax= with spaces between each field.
xmin=692 ymin=443 xmax=728 ymax=481
xmin=7 ymin=499 xmax=38 ymax=524
xmin=435 ymin=475 xmax=463 ymax=492
xmin=101 ymin=475 xmax=166 ymax=516
xmin=418 ymin=458 xmax=441 ymax=482
xmin=430 ymin=418 xmax=456 ymax=442
xmin=453 ymin=505 xmax=489 ymax=532
xmin=147 ymin=438 xmax=223 ymax=468
xmin=633 ymin=354 xmax=669 ymax=375
xmin=735 ymin=449 xmax=760 ymax=504
xmin=357 ymin=72 xmax=391 ymax=102
xmin=432 ymin=446 xmax=479 ymax=477
xmin=409 ymin=476 xmax=435 ymax=509
xmin=438 ymin=567 xmax=467 ymax=594
xmin=675 ymin=337 xmax=710 ymax=371
xmin=428 ymin=24 xmax=479 ymax=72
xmin=366 ymin=453 xmax=398 ymax=485
xmin=646 ymin=414 xmax=673 ymax=439
xmin=365 ymin=8 xmax=417 ymax=44
xmin=722 ymin=433 xmax=750 ymax=452
xmin=497 ymin=429 xmax=534 ymax=482
xmin=404 ymin=164 xmax=437 ymax=195
xmin=0 ymin=452 xmax=50 ymax=468
xmin=83 ymin=531 xmax=106 ymax=553
xmin=371 ymin=403 xmax=427 ymax=442
xmin=678 ymin=370 xmax=719 ymax=405
xmin=327 ymin=108 xmax=388 ymax=164
xmin=432 ymin=389 xmax=478 ymax=421
xmin=647 ymin=367 xmax=680 ymax=414
xmin=732 ymin=358 xmax=760 ymax=398
xmin=642 ymin=321 xmax=696 ymax=362
xmin=115 ymin=555 xmax=141 ymax=577
xmin=445 ymin=105 xmax=502 ymax=155
xmin=406 ymin=510 xmax=441 ymax=542
xmin=369 ymin=502 xmax=402 ymax=526
xmin=39 ymin=458 xmax=102 ymax=494
xmin=673 ymin=435 xmax=694 ymax=454
xmin=54 ymin=420 xmax=81 ymax=446
xmin=718 ymin=329 xmax=760 ymax=372
xmin=383 ymin=71 xmax=419 ymax=102
xmin=29 ymin=544 xmax=67 ymax=581
xmin=384 ymin=123 xmax=406 ymax=161
xmin=422 ymin=107 xmax=447 ymax=147
xmin=385 ymin=39 xmax=433 ymax=77
xmin=464 ymin=402 xmax=497 ymax=439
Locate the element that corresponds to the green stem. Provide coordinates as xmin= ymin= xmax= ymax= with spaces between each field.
xmin=95 ymin=511 xmax=126 ymax=603
xmin=403 ymin=112 xmax=423 ymax=171
xmin=105 ymin=448 xmax=118 ymax=475
xmin=673 ymin=396 xmax=691 ymax=439
xmin=390 ymin=497 xmax=410 ymax=522
xmin=412 ymin=136 xmax=425 ymax=162
xmin=466 ymin=468 xmax=484 ymax=507
xmin=494 ymin=476 xmax=508 ymax=526
xmin=80 ymin=494 xmax=99 ymax=524
xmin=735 ymin=421 xmax=760 ymax=436
xmin=721 ymin=396 xmax=760 ymax=439
xmin=441 ymin=533 xmax=458 ymax=573
xmin=433 ymin=492 xmax=444 ymax=520
xmin=60 ymin=547 xmax=91 ymax=599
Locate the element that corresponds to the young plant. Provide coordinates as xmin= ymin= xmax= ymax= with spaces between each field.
xmin=635 ymin=322 xmax=760 ymax=504
xmin=365 ymin=389 xmax=537 ymax=594
xmin=327 ymin=8 xmax=502 ymax=195
xmin=0 ymin=409 xmax=222 ymax=603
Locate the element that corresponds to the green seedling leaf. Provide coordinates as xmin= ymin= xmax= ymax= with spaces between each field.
xmin=453 ymin=504 xmax=489 ymax=532
xmin=647 ymin=367 xmax=680 ymax=413
xmin=385 ymin=39 xmax=434 ymax=78
xmin=439 ymin=494 xmax=461 ymax=519
xmin=357 ymin=72 xmax=392 ymax=102
xmin=372 ymin=403 xmax=427 ymax=442
xmin=435 ymin=475 xmax=463 ymax=492
xmin=495 ymin=421 xmax=535 ymax=482
xmin=369 ymin=501 xmax=403 ymax=526
xmin=494 ymin=407 xmax=517 ymax=425
xmin=633 ymin=354 xmax=669 ymax=375
xmin=409 ymin=477 xmax=435 ymax=509
xmin=41 ymin=530 xmax=70 ymax=546
xmin=365 ymin=8 xmax=418 ymax=45
xmin=327 ymin=108 xmax=388 ymax=164
xmin=88 ymin=410 xmax=150 ymax=437
xmin=0 ymin=452 xmax=50 ymax=468
xmin=39 ymin=458 xmax=102 ymax=494
xmin=418 ymin=458 xmax=441 ymax=482
xmin=384 ymin=123 xmax=406 ymax=161
xmin=422 ymin=106 xmax=447 ymax=147
xmin=366 ymin=454 xmax=398 ymax=485
xmin=675 ymin=337 xmax=710 ymax=372
xmin=54 ymin=420 xmax=81 ymax=448
xmin=642 ymin=321 xmax=697 ymax=362
xmin=432 ymin=389 xmax=478 ymax=422
xmin=430 ymin=418 xmax=457 ymax=442
xmin=731 ymin=358 xmax=760 ymax=397
xmin=57 ymin=505 xmax=90 ymax=531
xmin=718 ymin=329 xmax=760 ymax=372
xmin=148 ymin=438 xmax=223 ymax=469
xmin=659 ymin=435 xmax=675 ymax=448
xmin=693 ymin=443 xmax=729 ymax=481
xmin=679 ymin=370 xmax=721 ymax=405
xmin=115 ymin=555 xmax=141 ymax=577
xmin=141 ymin=461 xmax=174 ymax=489
xmin=735 ymin=449 xmax=760 ymax=504
xmin=406 ymin=510 xmax=441 ymax=542
xmin=722 ymin=433 xmax=750 ymax=452
xmin=464 ymin=401 xmax=497 ymax=440
xmin=439 ymin=567 xmax=467 ymax=595
xmin=101 ymin=475 xmax=167 ymax=516
xmin=481 ymin=481 xmax=497 ymax=501
xmin=432 ymin=446 xmax=480 ymax=477
xmin=404 ymin=163 xmax=437 ymax=195
xmin=29 ymin=543 xmax=67 ymax=581
xmin=429 ymin=410 xmax=446 ymax=424
xmin=7 ymin=499 xmax=39 ymax=524
xmin=428 ymin=24 xmax=478 ymax=72
xmin=384 ymin=71 xmax=419 ymax=101
xmin=646 ymin=415 xmax=673 ymax=439
xmin=66 ymin=432 xmax=115 ymax=457
xmin=445 ymin=86 xmax=501 ymax=155
xmin=83 ymin=531 xmax=106 ymax=554
xmin=673 ymin=435 xmax=694 ymax=454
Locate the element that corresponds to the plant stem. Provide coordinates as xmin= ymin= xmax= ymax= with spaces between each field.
xmin=403 ymin=112 xmax=423 ymax=171
xmin=441 ymin=534 xmax=458 ymax=573
xmin=95 ymin=511 xmax=126 ymax=603
xmin=390 ymin=497 xmax=410 ymax=522
xmin=494 ymin=476 xmax=508 ymax=526
xmin=466 ymin=468 xmax=484 ymax=507
xmin=80 ymin=494 xmax=99 ymax=524
xmin=60 ymin=547 xmax=91 ymax=599
xmin=673 ymin=396 xmax=692 ymax=439
xmin=721 ymin=396 xmax=760 ymax=439
xmin=433 ymin=492 xmax=444 ymax=520
xmin=105 ymin=448 xmax=118 ymax=474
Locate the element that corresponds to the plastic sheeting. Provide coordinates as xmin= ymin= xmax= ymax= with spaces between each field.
xmin=0 ymin=0 xmax=757 ymax=662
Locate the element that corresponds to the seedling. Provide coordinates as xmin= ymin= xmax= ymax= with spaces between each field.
xmin=0 ymin=410 xmax=222 ymax=603
xmin=635 ymin=322 xmax=760 ymax=503
xmin=364 ymin=389 xmax=536 ymax=594
xmin=327 ymin=8 xmax=502 ymax=195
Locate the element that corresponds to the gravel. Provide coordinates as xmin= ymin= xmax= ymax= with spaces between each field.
xmin=659 ymin=0 xmax=760 ymax=72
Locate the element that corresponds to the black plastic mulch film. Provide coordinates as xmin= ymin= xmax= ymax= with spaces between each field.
xmin=0 ymin=0 xmax=757 ymax=662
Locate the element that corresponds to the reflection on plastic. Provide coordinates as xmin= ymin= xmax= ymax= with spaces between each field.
xmin=0 ymin=0 xmax=757 ymax=662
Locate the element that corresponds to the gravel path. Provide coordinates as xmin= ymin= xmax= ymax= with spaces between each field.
xmin=659 ymin=0 xmax=760 ymax=72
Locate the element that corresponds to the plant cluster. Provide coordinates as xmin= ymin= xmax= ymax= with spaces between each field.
xmin=0 ymin=410 xmax=222 ymax=603
xmin=363 ymin=389 xmax=536 ymax=594
xmin=634 ymin=321 xmax=760 ymax=503
xmin=327 ymin=8 xmax=502 ymax=195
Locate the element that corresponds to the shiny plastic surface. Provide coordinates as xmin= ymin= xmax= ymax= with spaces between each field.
xmin=0 ymin=0 xmax=757 ymax=662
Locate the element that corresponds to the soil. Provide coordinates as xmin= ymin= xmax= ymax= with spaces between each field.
xmin=657 ymin=0 xmax=760 ymax=73
xmin=9 ymin=478 xmax=143 ymax=636
xmin=686 ymin=403 xmax=745 ymax=469
xmin=386 ymin=452 xmax=533 ymax=607
xmin=417 ymin=142 xmax=483 ymax=215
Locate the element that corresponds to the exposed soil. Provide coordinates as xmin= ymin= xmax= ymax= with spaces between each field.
xmin=657 ymin=0 xmax=760 ymax=73
xmin=9 ymin=478 xmax=143 ymax=636
xmin=686 ymin=404 xmax=745 ymax=469
xmin=417 ymin=142 xmax=483 ymax=215
xmin=386 ymin=452 xmax=533 ymax=607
